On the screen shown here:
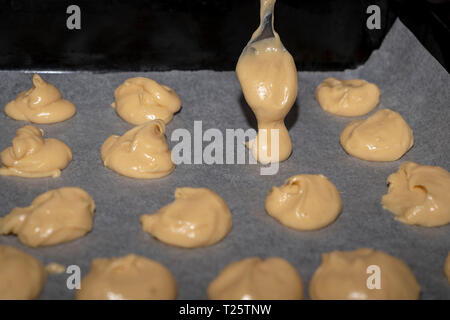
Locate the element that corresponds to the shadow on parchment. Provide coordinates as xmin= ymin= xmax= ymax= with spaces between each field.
xmin=238 ymin=93 xmax=300 ymax=130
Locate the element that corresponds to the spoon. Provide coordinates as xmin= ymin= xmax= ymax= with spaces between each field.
xmin=244 ymin=0 xmax=279 ymax=52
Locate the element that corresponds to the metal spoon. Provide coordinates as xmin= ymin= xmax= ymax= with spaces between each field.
xmin=244 ymin=0 xmax=278 ymax=53
xmin=251 ymin=9 xmax=275 ymax=43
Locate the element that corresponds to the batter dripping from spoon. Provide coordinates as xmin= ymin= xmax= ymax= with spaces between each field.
xmin=236 ymin=0 xmax=298 ymax=164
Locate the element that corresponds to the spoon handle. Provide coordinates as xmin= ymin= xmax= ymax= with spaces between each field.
xmin=259 ymin=11 xmax=274 ymax=40
xmin=251 ymin=0 xmax=275 ymax=43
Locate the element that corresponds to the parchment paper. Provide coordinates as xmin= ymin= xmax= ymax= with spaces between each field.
xmin=0 ymin=19 xmax=449 ymax=299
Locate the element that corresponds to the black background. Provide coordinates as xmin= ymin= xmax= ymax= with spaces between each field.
xmin=0 ymin=300 xmax=444 ymax=318
xmin=0 ymin=0 xmax=448 ymax=71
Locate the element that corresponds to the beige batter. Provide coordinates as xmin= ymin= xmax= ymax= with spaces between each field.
xmin=445 ymin=253 xmax=450 ymax=284
xmin=315 ymin=77 xmax=380 ymax=117
xmin=111 ymin=77 xmax=181 ymax=125
xmin=0 ymin=245 xmax=46 ymax=300
xmin=140 ymin=187 xmax=232 ymax=248
xmin=236 ymin=0 xmax=298 ymax=164
xmin=0 ymin=125 xmax=72 ymax=178
xmin=382 ymin=162 xmax=450 ymax=227
xmin=4 ymin=74 xmax=76 ymax=124
xmin=340 ymin=108 xmax=414 ymax=161
xmin=101 ymin=119 xmax=174 ymax=179
xmin=45 ymin=263 xmax=66 ymax=274
xmin=310 ymin=248 xmax=420 ymax=300
xmin=208 ymin=257 xmax=303 ymax=300
xmin=265 ymin=174 xmax=342 ymax=230
xmin=0 ymin=187 xmax=95 ymax=247
xmin=76 ymin=254 xmax=177 ymax=300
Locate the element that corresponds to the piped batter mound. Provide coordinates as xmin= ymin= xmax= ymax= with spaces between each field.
xmin=101 ymin=120 xmax=175 ymax=179
xmin=0 ymin=245 xmax=46 ymax=300
xmin=207 ymin=257 xmax=303 ymax=300
xmin=0 ymin=125 xmax=72 ymax=178
xmin=0 ymin=187 xmax=95 ymax=247
xmin=236 ymin=0 xmax=298 ymax=164
xmin=4 ymin=74 xmax=76 ymax=124
xmin=111 ymin=77 xmax=181 ymax=125
xmin=382 ymin=162 xmax=450 ymax=227
xmin=315 ymin=77 xmax=380 ymax=116
xmin=265 ymin=174 xmax=342 ymax=230
xmin=140 ymin=187 xmax=232 ymax=248
xmin=76 ymin=254 xmax=177 ymax=300
xmin=309 ymin=248 xmax=420 ymax=300
xmin=445 ymin=253 xmax=450 ymax=284
xmin=340 ymin=108 xmax=414 ymax=161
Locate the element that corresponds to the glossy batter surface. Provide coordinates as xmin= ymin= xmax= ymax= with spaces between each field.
xmin=4 ymin=74 xmax=76 ymax=124
xmin=382 ymin=162 xmax=450 ymax=227
xmin=0 ymin=187 xmax=95 ymax=247
xmin=140 ymin=187 xmax=232 ymax=248
xmin=265 ymin=174 xmax=342 ymax=230
xmin=236 ymin=0 xmax=298 ymax=164
xmin=76 ymin=254 xmax=177 ymax=300
xmin=340 ymin=108 xmax=414 ymax=161
xmin=315 ymin=77 xmax=380 ymax=116
xmin=111 ymin=77 xmax=181 ymax=125
xmin=310 ymin=248 xmax=420 ymax=300
xmin=101 ymin=120 xmax=175 ymax=179
xmin=0 ymin=125 xmax=72 ymax=178
xmin=208 ymin=257 xmax=303 ymax=300
xmin=0 ymin=245 xmax=46 ymax=300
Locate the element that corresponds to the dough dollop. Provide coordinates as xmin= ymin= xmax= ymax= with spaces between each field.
xmin=445 ymin=253 xmax=450 ymax=284
xmin=140 ymin=187 xmax=232 ymax=248
xmin=340 ymin=108 xmax=414 ymax=161
xmin=0 ymin=187 xmax=95 ymax=247
xmin=236 ymin=0 xmax=298 ymax=164
xmin=382 ymin=162 xmax=450 ymax=227
xmin=111 ymin=77 xmax=181 ymax=125
xmin=0 ymin=125 xmax=72 ymax=178
xmin=208 ymin=257 xmax=303 ymax=300
xmin=310 ymin=248 xmax=420 ymax=300
xmin=4 ymin=74 xmax=76 ymax=124
xmin=265 ymin=174 xmax=342 ymax=230
xmin=101 ymin=120 xmax=175 ymax=179
xmin=76 ymin=254 xmax=177 ymax=300
xmin=315 ymin=77 xmax=380 ymax=116
xmin=0 ymin=245 xmax=46 ymax=300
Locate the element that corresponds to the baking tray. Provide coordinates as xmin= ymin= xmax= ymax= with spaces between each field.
xmin=0 ymin=19 xmax=449 ymax=299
